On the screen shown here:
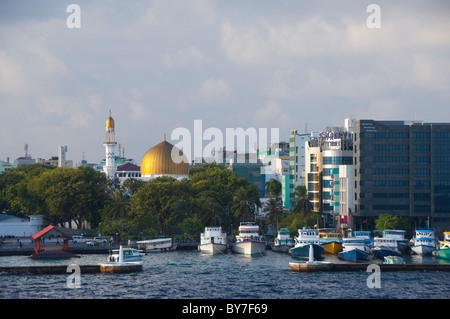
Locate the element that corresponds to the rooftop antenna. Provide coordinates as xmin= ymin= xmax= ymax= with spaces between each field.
xmin=24 ymin=143 xmax=28 ymax=158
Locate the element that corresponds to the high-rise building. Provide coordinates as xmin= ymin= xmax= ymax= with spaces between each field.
xmin=353 ymin=120 xmax=450 ymax=234
xmin=289 ymin=131 xmax=310 ymax=205
xmin=304 ymin=119 xmax=354 ymax=227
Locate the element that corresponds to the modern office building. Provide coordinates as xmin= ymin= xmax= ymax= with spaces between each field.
xmin=353 ymin=120 xmax=450 ymax=234
xmin=304 ymin=119 xmax=354 ymax=227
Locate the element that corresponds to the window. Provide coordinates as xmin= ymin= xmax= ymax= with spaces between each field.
xmin=414 ymin=169 xmax=430 ymax=177
xmin=413 ymin=132 xmax=430 ymax=140
xmin=373 ymin=205 xmax=409 ymax=210
xmin=373 ymin=193 xmax=409 ymax=198
xmin=373 ymin=157 xmax=409 ymax=163
xmin=323 ymin=156 xmax=353 ymax=165
xmin=414 ymin=157 xmax=430 ymax=165
xmin=373 ymin=132 xmax=409 ymax=138
xmin=373 ymin=144 xmax=409 ymax=151
xmin=414 ymin=181 xmax=430 ymax=189
xmin=413 ymin=144 xmax=430 ymax=153
xmin=414 ymin=193 xmax=431 ymax=201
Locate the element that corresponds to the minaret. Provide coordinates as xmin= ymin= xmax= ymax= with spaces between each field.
xmin=103 ymin=110 xmax=117 ymax=179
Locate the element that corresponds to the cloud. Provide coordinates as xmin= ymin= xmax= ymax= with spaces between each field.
xmin=191 ymin=77 xmax=231 ymax=103
xmin=162 ymin=46 xmax=206 ymax=68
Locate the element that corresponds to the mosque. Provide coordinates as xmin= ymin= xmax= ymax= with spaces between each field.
xmin=102 ymin=111 xmax=190 ymax=184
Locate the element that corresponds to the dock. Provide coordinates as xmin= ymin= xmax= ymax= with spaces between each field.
xmin=289 ymin=262 xmax=450 ymax=272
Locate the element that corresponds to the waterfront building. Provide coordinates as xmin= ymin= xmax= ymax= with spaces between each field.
xmin=304 ymin=119 xmax=354 ymax=227
xmin=0 ymin=214 xmax=45 ymax=237
xmin=353 ymin=120 xmax=450 ymax=234
xmin=0 ymin=159 xmax=14 ymax=173
xmin=288 ymin=131 xmax=310 ymax=206
xmin=116 ymin=163 xmax=141 ymax=184
xmin=37 ymin=155 xmax=73 ymax=168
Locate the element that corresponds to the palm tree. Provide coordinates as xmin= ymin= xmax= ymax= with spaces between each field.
xmin=292 ymin=185 xmax=313 ymax=213
xmin=265 ymin=178 xmax=282 ymax=200
xmin=231 ymin=187 xmax=258 ymax=222
xmin=263 ymin=198 xmax=283 ymax=229
xmin=105 ymin=189 xmax=131 ymax=221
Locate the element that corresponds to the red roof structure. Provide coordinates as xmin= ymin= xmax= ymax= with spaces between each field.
xmin=29 ymin=225 xmax=78 ymax=259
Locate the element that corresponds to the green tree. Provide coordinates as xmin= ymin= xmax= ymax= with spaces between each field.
xmin=292 ymin=185 xmax=313 ymax=213
xmin=178 ymin=217 xmax=203 ymax=238
xmin=231 ymin=185 xmax=261 ymax=222
xmin=265 ymin=178 xmax=282 ymax=199
xmin=263 ymin=198 xmax=282 ymax=229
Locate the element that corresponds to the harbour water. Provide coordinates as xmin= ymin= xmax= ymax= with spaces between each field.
xmin=0 ymin=249 xmax=449 ymax=300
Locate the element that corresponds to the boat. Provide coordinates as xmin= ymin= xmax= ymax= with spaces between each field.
xmin=319 ymin=231 xmax=343 ymax=254
xmin=99 ymin=244 xmax=143 ymax=273
xmin=231 ymin=222 xmax=267 ymax=255
xmin=372 ymin=230 xmax=404 ymax=259
xmin=432 ymin=231 xmax=450 ymax=260
xmin=290 ymin=228 xmax=324 ymax=260
xmin=107 ymin=247 xmax=144 ymax=262
xmin=338 ymin=237 xmax=371 ymax=261
xmin=381 ymin=229 xmax=410 ymax=254
xmin=411 ymin=228 xmax=439 ymax=256
xmin=271 ymin=228 xmax=294 ymax=253
xmin=198 ymin=227 xmax=228 ymax=255
xmin=136 ymin=238 xmax=177 ymax=252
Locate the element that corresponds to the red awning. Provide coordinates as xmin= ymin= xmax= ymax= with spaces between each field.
xmin=31 ymin=225 xmax=55 ymax=240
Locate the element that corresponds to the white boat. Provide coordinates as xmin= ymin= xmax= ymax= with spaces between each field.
xmin=198 ymin=227 xmax=228 ymax=255
xmin=107 ymin=247 xmax=144 ymax=262
xmin=99 ymin=244 xmax=143 ymax=273
xmin=271 ymin=228 xmax=294 ymax=253
xmin=136 ymin=238 xmax=177 ymax=252
xmin=290 ymin=228 xmax=324 ymax=259
xmin=411 ymin=228 xmax=439 ymax=256
xmin=382 ymin=229 xmax=410 ymax=254
xmin=231 ymin=222 xmax=266 ymax=256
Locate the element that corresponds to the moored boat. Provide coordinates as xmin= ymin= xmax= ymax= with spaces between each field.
xmin=290 ymin=228 xmax=324 ymax=260
xmin=271 ymin=228 xmax=294 ymax=253
xmin=107 ymin=247 xmax=144 ymax=262
xmin=411 ymin=228 xmax=439 ymax=256
xmin=231 ymin=222 xmax=266 ymax=256
xmin=432 ymin=231 xmax=450 ymax=260
xmin=338 ymin=236 xmax=371 ymax=262
xmin=136 ymin=238 xmax=177 ymax=252
xmin=319 ymin=231 xmax=343 ymax=254
xmin=198 ymin=227 xmax=228 ymax=255
xmin=372 ymin=236 xmax=402 ymax=259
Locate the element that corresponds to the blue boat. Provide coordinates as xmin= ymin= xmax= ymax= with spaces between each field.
xmin=290 ymin=228 xmax=324 ymax=259
xmin=338 ymin=237 xmax=371 ymax=261
xmin=372 ymin=236 xmax=402 ymax=259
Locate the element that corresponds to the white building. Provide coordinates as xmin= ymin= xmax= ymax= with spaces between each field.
xmin=103 ymin=111 xmax=118 ymax=180
xmin=0 ymin=214 xmax=46 ymax=237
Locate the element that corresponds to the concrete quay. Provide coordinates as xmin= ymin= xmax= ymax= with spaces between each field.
xmin=289 ymin=262 xmax=450 ymax=272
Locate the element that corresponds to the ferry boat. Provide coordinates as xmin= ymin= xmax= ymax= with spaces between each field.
xmin=198 ymin=227 xmax=228 ymax=255
xmin=290 ymin=228 xmax=324 ymax=260
xmin=319 ymin=231 xmax=343 ymax=254
xmin=107 ymin=247 xmax=144 ymax=262
xmin=136 ymin=238 xmax=177 ymax=252
xmin=338 ymin=237 xmax=371 ymax=261
xmin=411 ymin=228 xmax=439 ymax=256
xmin=231 ymin=222 xmax=266 ymax=255
xmin=432 ymin=231 xmax=450 ymax=260
xmin=271 ymin=228 xmax=294 ymax=253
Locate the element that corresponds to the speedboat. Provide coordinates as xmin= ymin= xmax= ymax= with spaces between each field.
xmin=231 ymin=222 xmax=266 ymax=255
xmin=107 ymin=247 xmax=144 ymax=262
xmin=199 ymin=227 xmax=228 ymax=255
xmin=271 ymin=228 xmax=294 ymax=253
xmin=290 ymin=228 xmax=324 ymax=260
xmin=411 ymin=228 xmax=439 ymax=256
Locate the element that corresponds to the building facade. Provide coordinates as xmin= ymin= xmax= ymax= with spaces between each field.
xmin=353 ymin=120 xmax=450 ymax=234
xmin=289 ymin=131 xmax=310 ymax=205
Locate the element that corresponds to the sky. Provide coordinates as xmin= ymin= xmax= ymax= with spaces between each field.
xmin=0 ymin=0 xmax=449 ymax=165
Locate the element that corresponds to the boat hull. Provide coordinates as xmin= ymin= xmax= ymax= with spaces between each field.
xmin=199 ymin=243 xmax=228 ymax=255
xmin=290 ymin=244 xmax=324 ymax=259
xmin=271 ymin=244 xmax=292 ymax=253
xmin=231 ymin=240 xmax=266 ymax=255
xmin=372 ymin=247 xmax=402 ymax=259
xmin=321 ymin=241 xmax=343 ymax=254
xmin=412 ymin=244 xmax=436 ymax=256
xmin=338 ymin=248 xmax=370 ymax=261
xmin=433 ymin=249 xmax=450 ymax=260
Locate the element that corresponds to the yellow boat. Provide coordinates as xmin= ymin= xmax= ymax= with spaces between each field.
xmin=319 ymin=232 xmax=343 ymax=254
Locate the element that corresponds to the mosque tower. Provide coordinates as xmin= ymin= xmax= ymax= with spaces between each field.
xmin=103 ymin=110 xmax=117 ymax=179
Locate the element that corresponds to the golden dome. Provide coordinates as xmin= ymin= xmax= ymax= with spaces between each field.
xmin=106 ymin=110 xmax=114 ymax=129
xmin=140 ymin=139 xmax=189 ymax=176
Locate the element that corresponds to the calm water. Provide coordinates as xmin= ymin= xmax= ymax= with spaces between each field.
xmin=0 ymin=250 xmax=449 ymax=300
